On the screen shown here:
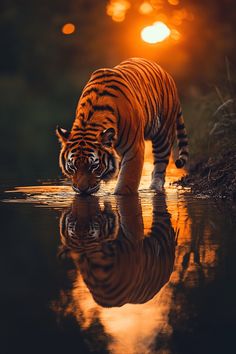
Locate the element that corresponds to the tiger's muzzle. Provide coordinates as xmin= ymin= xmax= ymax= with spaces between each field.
xmin=72 ymin=168 xmax=100 ymax=195
xmin=72 ymin=183 xmax=100 ymax=195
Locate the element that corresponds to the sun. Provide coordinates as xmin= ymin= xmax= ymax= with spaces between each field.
xmin=141 ymin=22 xmax=171 ymax=44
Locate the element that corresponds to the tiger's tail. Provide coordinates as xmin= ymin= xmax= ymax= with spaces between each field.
xmin=175 ymin=110 xmax=189 ymax=168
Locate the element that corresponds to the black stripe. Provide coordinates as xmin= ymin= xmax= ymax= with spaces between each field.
xmin=69 ymin=137 xmax=81 ymax=142
xmin=106 ymin=85 xmax=132 ymax=106
xmin=101 ymin=79 xmax=131 ymax=93
xmin=117 ymin=108 xmax=121 ymax=127
xmin=72 ymin=126 xmax=82 ymax=131
xmin=176 ymin=123 xmax=185 ymax=130
xmin=72 ymin=132 xmax=97 ymax=139
xmin=86 ymin=98 xmax=93 ymax=106
xmin=61 ymin=152 xmax=66 ymax=168
xmin=153 ymin=132 xmax=168 ymax=145
xmin=90 ymin=72 xmax=120 ymax=82
xmin=140 ymin=59 xmax=161 ymax=91
xmin=68 ymin=142 xmax=79 ymax=148
xmin=178 ymin=141 xmax=188 ymax=148
xmin=177 ymin=111 xmax=182 ymax=118
xmin=99 ymin=90 xmax=118 ymax=98
xmin=153 ymin=141 xmax=170 ymax=154
xmin=82 ymin=147 xmax=95 ymax=153
xmin=153 ymin=159 xmax=169 ymax=165
xmin=81 ymin=147 xmax=96 ymax=153
xmin=144 ymin=102 xmax=150 ymax=119
xmin=69 ymin=136 xmax=96 ymax=142
xmin=90 ymin=122 xmax=107 ymax=129
xmin=127 ymin=61 xmax=156 ymax=93
xmin=106 ymin=116 xmax=115 ymax=124
xmin=88 ymin=110 xmax=93 ymax=120
xmin=116 ymin=119 xmax=131 ymax=149
xmin=115 ymin=67 xmax=143 ymax=106
xmin=80 ymin=113 xmax=85 ymax=119
xmin=82 ymin=141 xmax=98 ymax=148
xmin=140 ymin=61 xmax=159 ymax=92
xmin=122 ymin=122 xmax=132 ymax=149
xmin=180 ymin=150 xmax=189 ymax=156
xmin=93 ymin=105 xmax=115 ymax=114
xmin=153 ymin=168 xmax=166 ymax=173
xmin=80 ymin=137 xmax=96 ymax=142
xmin=177 ymin=133 xmax=187 ymax=139
xmin=83 ymin=87 xmax=99 ymax=97
xmin=122 ymin=125 xmax=140 ymax=156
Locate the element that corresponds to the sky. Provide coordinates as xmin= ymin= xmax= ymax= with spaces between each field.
xmin=1 ymin=0 xmax=236 ymax=89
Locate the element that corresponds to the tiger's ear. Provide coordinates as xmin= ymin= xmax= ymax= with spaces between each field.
xmin=56 ymin=126 xmax=70 ymax=143
xmin=100 ymin=128 xmax=115 ymax=146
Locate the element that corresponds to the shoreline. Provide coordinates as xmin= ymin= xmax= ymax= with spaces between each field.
xmin=174 ymin=150 xmax=236 ymax=203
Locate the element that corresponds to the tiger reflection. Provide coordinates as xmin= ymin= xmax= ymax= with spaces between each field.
xmin=58 ymin=194 xmax=176 ymax=307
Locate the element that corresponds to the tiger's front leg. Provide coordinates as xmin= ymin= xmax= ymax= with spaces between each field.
xmin=117 ymin=195 xmax=144 ymax=239
xmin=114 ymin=145 xmax=144 ymax=195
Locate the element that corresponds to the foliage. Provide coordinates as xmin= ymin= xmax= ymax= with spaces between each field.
xmin=0 ymin=75 xmax=79 ymax=181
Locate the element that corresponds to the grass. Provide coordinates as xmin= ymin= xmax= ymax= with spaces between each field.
xmin=183 ymin=58 xmax=236 ymax=161
xmin=209 ymin=59 xmax=236 ymax=153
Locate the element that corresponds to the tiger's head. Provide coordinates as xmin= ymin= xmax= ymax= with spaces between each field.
xmin=58 ymin=197 xmax=119 ymax=258
xmin=56 ymin=125 xmax=119 ymax=194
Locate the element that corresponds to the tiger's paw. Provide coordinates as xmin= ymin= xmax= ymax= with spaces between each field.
xmin=149 ymin=178 xmax=164 ymax=191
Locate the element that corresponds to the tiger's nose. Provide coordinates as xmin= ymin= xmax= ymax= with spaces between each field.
xmin=73 ymin=174 xmax=90 ymax=193
xmin=72 ymin=184 xmax=89 ymax=194
xmin=76 ymin=185 xmax=88 ymax=192
xmin=76 ymin=180 xmax=89 ymax=192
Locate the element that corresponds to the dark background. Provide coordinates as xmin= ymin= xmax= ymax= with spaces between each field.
xmin=1 ymin=0 xmax=235 ymax=182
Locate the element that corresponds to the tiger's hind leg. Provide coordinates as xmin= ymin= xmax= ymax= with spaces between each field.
xmin=149 ymin=134 xmax=172 ymax=191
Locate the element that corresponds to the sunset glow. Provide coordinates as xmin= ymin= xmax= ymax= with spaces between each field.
xmin=141 ymin=22 xmax=171 ymax=44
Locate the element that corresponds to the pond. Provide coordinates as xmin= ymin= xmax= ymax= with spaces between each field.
xmin=1 ymin=155 xmax=236 ymax=354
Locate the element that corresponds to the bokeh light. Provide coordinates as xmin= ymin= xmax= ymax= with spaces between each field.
xmin=61 ymin=23 xmax=75 ymax=35
xmin=172 ymin=9 xmax=189 ymax=25
xmin=171 ymin=28 xmax=181 ymax=40
xmin=139 ymin=2 xmax=153 ymax=15
xmin=168 ymin=0 xmax=180 ymax=5
xmin=141 ymin=22 xmax=171 ymax=44
xmin=106 ymin=0 xmax=131 ymax=22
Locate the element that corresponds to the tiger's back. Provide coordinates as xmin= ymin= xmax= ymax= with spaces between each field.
xmin=57 ymin=58 xmax=188 ymax=194
xmin=115 ymin=58 xmax=180 ymax=137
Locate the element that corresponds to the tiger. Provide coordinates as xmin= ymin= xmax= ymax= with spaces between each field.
xmin=56 ymin=57 xmax=189 ymax=195
xmin=58 ymin=194 xmax=176 ymax=307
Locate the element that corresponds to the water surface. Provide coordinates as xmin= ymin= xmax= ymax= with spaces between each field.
xmin=1 ymin=157 xmax=236 ymax=354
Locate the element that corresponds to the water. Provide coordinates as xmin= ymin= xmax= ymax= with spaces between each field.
xmin=1 ymin=157 xmax=236 ymax=354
